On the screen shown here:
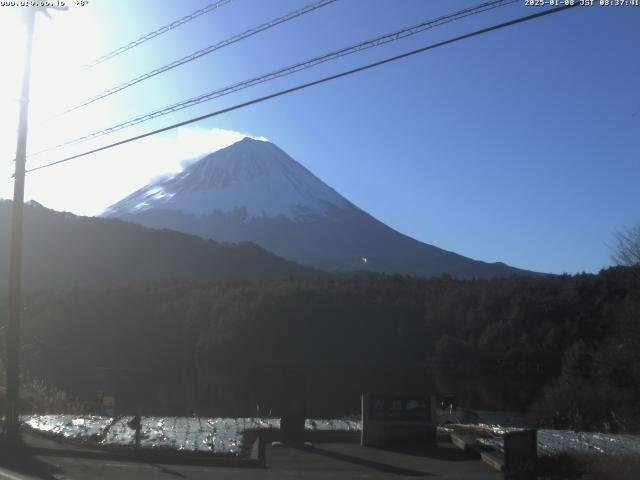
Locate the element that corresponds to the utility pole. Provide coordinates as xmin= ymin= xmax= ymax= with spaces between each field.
xmin=6 ymin=5 xmax=66 ymax=444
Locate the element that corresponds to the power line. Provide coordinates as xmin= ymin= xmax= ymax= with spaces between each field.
xmin=26 ymin=3 xmax=578 ymax=175
xmin=61 ymin=0 xmax=337 ymax=115
xmin=29 ymin=0 xmax=517 ymax=158
xmin=30 ymin=0 xmax=513 ymax=156
xmin=83 ymin=0 xmax=234 ymax=69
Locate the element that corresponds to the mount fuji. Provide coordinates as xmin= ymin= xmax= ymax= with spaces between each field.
xmin=104 ymin=137 xmax=534 ymax=278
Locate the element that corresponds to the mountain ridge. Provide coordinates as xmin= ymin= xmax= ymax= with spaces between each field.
xmin=0 ymin=199 xmax=322 ymax=292
xmin=104 ymin=137 xmax=539 ymax=278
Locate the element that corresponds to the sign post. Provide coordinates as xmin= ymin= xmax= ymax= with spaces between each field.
xmin=280 ymin=369 xmax=306 ymax=443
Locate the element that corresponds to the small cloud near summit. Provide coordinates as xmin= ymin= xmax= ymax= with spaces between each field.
xmin=20 ymin=126 xmax=268 ymax=217
xmin=174 ymin=128 xmax=268 ymax=170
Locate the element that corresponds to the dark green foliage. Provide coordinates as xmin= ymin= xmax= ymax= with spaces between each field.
xmin=530 ymin=284 xmax=640 ymax=431
xmin=2 ymin=262 xmax=639 ymax=427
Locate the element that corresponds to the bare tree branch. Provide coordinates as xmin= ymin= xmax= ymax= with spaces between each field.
xmin=611 ymin=223 xmax=640 ymax=266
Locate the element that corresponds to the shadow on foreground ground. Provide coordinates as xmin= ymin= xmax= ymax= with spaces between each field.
xmin=377 ymin=443 xmax=481 ymax=461
xmin=290 ymin=444 xmax=435 ymax=477
xmin=0 ymin=443 xmax=65 ymax=480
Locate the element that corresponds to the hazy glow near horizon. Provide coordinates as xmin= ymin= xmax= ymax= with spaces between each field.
xmin=0 ymin=1 xmax=638 ymax=275
xmin=0 ymin=7 xmax=263 ymax=216
xmin=0 ymin=5 xmax=111 ymax=213
xmin=13 ymin=126 xmax=265 ymax=215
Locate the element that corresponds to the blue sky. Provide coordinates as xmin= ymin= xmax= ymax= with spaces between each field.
xmin=1 ymin=0 xmax=638 ymax=274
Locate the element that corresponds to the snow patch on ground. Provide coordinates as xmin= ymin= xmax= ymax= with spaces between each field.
xmin=103 ymin=417 xmax=259 ymax=454
xmin=23 ymin=415 xmax=113 ymax=440
xmin=22 ymin=416 xmax=361 ymax=455
xmin=24 ymin=415 xmax=638 ymax=457
xmin=305 ymin=418 xmax=361 ymax=432
xmin=452 ymin=423 xmax=640 ymax=457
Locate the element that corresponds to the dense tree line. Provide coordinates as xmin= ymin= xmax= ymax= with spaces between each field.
xmin=2 ymin=266 xmax=638 ymax=429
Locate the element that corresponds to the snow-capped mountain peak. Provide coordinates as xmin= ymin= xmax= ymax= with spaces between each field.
xmin=104 ymin=137 xmax=350 ymax=220
xmin=104 ymin=137 xmax=536 ymax=278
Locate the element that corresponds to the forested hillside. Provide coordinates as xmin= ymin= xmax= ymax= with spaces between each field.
xmin=0 ymin=200 xmax=321 ymax=291
xmin=6 ymin=266 xmax=639 ymax=430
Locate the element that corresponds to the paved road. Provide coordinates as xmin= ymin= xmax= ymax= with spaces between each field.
xmin=0 ymin=441 xmax=500 ymax=480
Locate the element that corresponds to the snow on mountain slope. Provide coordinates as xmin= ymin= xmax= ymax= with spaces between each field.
xmin=104 ymin=138 xmax=351 ymax=220
xmin=104 ymin=137 xmax=537 ymax=278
